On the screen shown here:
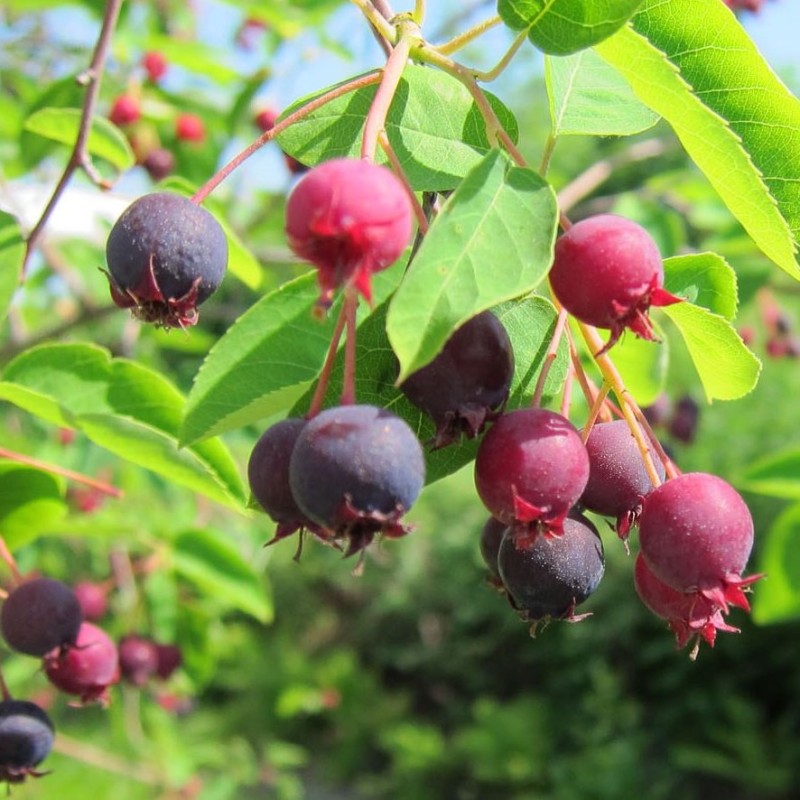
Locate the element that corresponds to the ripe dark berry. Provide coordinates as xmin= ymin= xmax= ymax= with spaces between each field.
xmin=44 ymin=622 xmax=120 ymax=705
xmin=474 ymin=408 xmax=590 ymax=537
xmin=668 ymin=395 xmax=700 ymax=444
xmin=285 ymin=158 xmax=413 ymax=306
xmin=581 ymin=419 xmax=665 ymax=539
xmin=154 ymin=643 xmax=182 ymax=680
xmin=109 ymin=95 xmax=140 ymax=126
xmin=289 ymin=405 xmax=425 ymax=555
xmin=175 ymin=113 xmax=205 ymax=142
xmin=248 ymin=418 xmax=323 ymax=544
xmin=142 ymin=50 xmax=167 ymax=82
xmin=142 ymin=147 xmax=175 ymax=181
xmin=73 ymin=581 xmax=109 ymax=622
xmin=639 ymin=473 xmax=759 ymax=613
xmin=105 ymin=192 xmax=228 ymax=328
xmin=548 ymin=215 xmax=680 ymax=352
xmin=400 ymin=311 xmax=515 ymax=448
xmin=0 ymin=700 xmax=54 ymax=784
xmin=1 ymin=578 xmax=82 ymax=657
xmin=118 ymin=635 xmax=159 ymax=686
xmin=479 ymin=516 xmax=507 ymax=585
xmin=498 ymin=514 xmax=605 ymax=625
xmin=634 ymin=554 xmax=738 ymax=657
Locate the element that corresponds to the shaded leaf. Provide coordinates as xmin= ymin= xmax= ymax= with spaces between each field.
xmin=737 ymin=447 xmax=800 ymax=501
xmin=0 ymin=465 xmax=67 ymax=549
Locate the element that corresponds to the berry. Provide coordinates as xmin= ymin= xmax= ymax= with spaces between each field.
xmin=639 ymin=473 xmax=759 ymax=612
xmin=581 ymin=419 xmax=665 ymax=539
xmin=668 ymin=395 xmax=700 ymax=443
xmin=0 ymin=700 xmax=54 ymax=784
xmin=289 ymin=405 xmax=425 ymax=555
xmin=175 ymin=113 xmax=205 ymax=142
xmin=642 ymin=393 xmax=672 ymax=427
xmin=255 ymin=107 xmax=278 ymax=132
xmin=118 ymin=635 xmax=159 ymax=686
xmin=548 ymin=215 xmax=681 ymax=352
xmin=474 ymin=408 xmax=590 ymax=538
xmin=44 ymin=622 xmax=120 ymax=705
xmin=248 ymin=418 xmax=325 ymax=545
xmin=73 ymin=581 xmax=109 ymax=622
xmin=142 ymin=147 xmax=175 ymax=181
xmin=400 ymin=311 xmax=515 ymax=448
xmin=105 ymin=192 xmax=228 ymax=327
xmin=108 ymin=94 xmax=140 ymax=126
xmin=154 ymin=643 xmax=182 ymax=680
xmin=634 ymin=554 xmax=738 ymax=657
xmin=479 ymin=517 xmax=507 ymax=585
xmin=284 ymin=153 xmax=308 ymax=175
xmin=498 ymin=514 xmax=605 ymax=625
xmin=285 ymin=158 xmax=413 ymax=306
xmin=142 ymin=50 xmax=167 ymax=82
xmin=1 ymin=578 xmax=82 ymax=657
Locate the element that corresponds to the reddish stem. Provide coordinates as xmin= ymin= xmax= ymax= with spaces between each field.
xmin=306 ymin=302 xmax=349 ymax=418
xmin=379 ymin=132 xmax=428 ymax=233
xmin=631 ymin=403 xmax=681 ymax=481
xmin=0 ymin=536 xmax=22 ymax=586
xmin=531 ymin=306 xmax=568 ymax=407
xmin=581 ymin=383 xmax=611 ymax=442
xmin=340 ymin=287 xmax=360 ymax=405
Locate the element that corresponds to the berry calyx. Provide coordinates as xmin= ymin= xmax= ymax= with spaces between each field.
xmin=474 ymin=408 xmax=590 ymax=538
xmin=285 ymin=158 xmax=413 ymax=307
xmin=0 ymin=700 xmax=54 ymax=784
xmin=175 ymin=113 xmax=205 ymax=143
xmin=548 ymin=214 xmax=681 ymax=352
xmin=289 ymin=405 xmax=425 ymax=556
xmin=400 ymin=311 xmax=515 ymax=448
xmin=105 ymin=192 xmax=228 ymax=328
xmin=639 ymin=472 xmax=760 ymax=613
xmin=44 ymin=622 xmax=120 ymax=706
xmin=108 ymin=95 xmax=140 ymax=126
xmin=1 ymin=577 xmax=82 ymax=657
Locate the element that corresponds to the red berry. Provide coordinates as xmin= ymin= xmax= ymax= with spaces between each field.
xmin=548 ymin=215 xmax=681 ymax=352
xmin=118 ymin=635 xmax=159 ymax=686
xmin=285 ymin=158 xmax=412 ymax=306
xmin=154 ymin=643 xmax=182 ymax=680
xmin=73 ymin=581 xmax=108 ymax=622
xmin=175 ymin=114 xmax=205 ymax=143
xmin=109 ymin=95 xmax=140 ymax=126
xmin=142 ymin=51 xmax=168 ymax=82
xmin=474 ymin=408 xmax=590 ymax=538
xmin=255 ymin=107 xmax=278 ymax=132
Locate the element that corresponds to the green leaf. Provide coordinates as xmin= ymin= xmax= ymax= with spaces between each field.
xmin=292 ymin=295 xmax=568 ymax=485
xmin=751 ymin=502 xmax=800 ymax=625
xmin=0 ymin=465 xmax=67 ymax=549
xmin=23 ymin=107 xmax=135 ymax=170
xmin=608 ymin=328 xmax=667 ymax=406
xmin=499 ymin=0 xmax=645 ymax=55
xmin=387 ymin=149 xmax=558 ymax=381
xmin=661 ymin=302 xmax=761 ymax=401
xmin=737 ymin=447 xmax=800 ymax=501
xmin=546 ymin=48 xmax=659 ymax=136
xmin=663 ymin=253 xmax=738 ymax=320
xmin=141 ymin=35 xmax=240 ymax=84
xmin=0 ymin=212 xmax=24 ymax=324
xmin=595 ymin=0 xmax=800 ymax=279
xmin=172 ymin=529 xmax=272 ymax=623
xmin=277 ymin=65 xmax=519 ymax=192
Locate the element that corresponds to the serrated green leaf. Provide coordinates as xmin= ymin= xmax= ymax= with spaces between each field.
xmin=172 ymin=529 xmax=272 ymax=623
xmin=737 ymin=448 xmax=800 ymax=501
xmin=664 ymin=253 xmax=738 ymax=320
xmin=277 ymin=65 xmax=519 ymax=192
xmin=499 ymin=0 xmax=645 ymax=55
xmin=751 ymin=502 xmax=800 ymax=625
xmin=23 ymin=107 xmax=134 ymax=170
xmin=662 ymin=302 xmax=760 ymax=401
xmin=595 ymin=0 xmax=800 ymax=279
xmin=388 ymin=150 xmax=558 ymax=381
xmin=291 ymin=295 xmax=568 ymax=485
xmin=0 ymin=212 xmax=24 ymax=324
xmin=546 ymin=49 xmax=659 ymax=136
xmin=0 ymin=465 xmax=67 ymax=549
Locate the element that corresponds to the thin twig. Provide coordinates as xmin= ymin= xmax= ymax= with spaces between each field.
xmin=434 ymin=15 xmax=502 ymax=55
xmin=379 ymin=132 xmax=428 ymax=233
xmin=306 ymin=302 xmax=349 ymax=418
xmin=531 ymin=306 xmax=568 ymax=407
xmin=340 ymin=287 xmax=359 ymax=405
xmin=22 ymin=0 xmax=124 ymax=273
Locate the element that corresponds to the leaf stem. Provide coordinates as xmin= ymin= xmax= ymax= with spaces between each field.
xmin=539 ymin=133 xmax=557 ymax=176
xmin=306 ymin=302 xmax=349 ymax=418
xmin=351 ymin=0 xmax=397 ymax=43
xmin=473 ymin=29 xmax=527 ymax=82
xmin=413 ymin=0 xmax=426 ymax=24
xmin=378 ymin=132 xmax=428 ymax=233
xmin=0 ymin=536 xmax=22 ymax=586
xmin=340 ymin=287 xmax=359 ymax=406
xmin=531 ymin=306 xmax=568 ymax=407
xmin=191 ymin=71 xmax=382 ymax=204
xmin=434 ymin=15 xmax=502 ymax=55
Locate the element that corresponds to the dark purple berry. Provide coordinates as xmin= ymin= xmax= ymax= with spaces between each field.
xmin=118 ymin=635 xmax=159 ymax=687
xmin=668 ymin=395 xmax=700 ymax=443
xmin=581 ymin=419 xmax=665 ymax=539
xmin=154 ymin=643 xmax=182 ymax=680
xmin=44 ymin=622 xmax=120 ymax=706
xmin=639 ymin=473 xmax=759 ymax=613
xmin=474 ymin=408 xmax=590 ymax=538
xmin=142 ymin=147 xmax=175 ymax=181
xmin=1 ymin=578 xmax=82 ymax=657
xmin=548 ymin=215 xmax=681 ymax=352
xmin=0 ymin=700 xmax=54 ymax=784
xmin=247 ymin=418 xmax=324 ymax=545
xmin=498 ymin=514 xmax=605 ymax=625
xmin=479 ymin=517 xmax=507 ymax=584
xmin=289 ymin=405 xmax=425 ymax=555
xmin=400 ymin=311 xmax=514 ymax=448
xmin=105 ymin=192 xmax=228 ymax=328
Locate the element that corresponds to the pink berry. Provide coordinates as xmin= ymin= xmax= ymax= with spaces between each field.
xmin=255 ymin=107 xmax=278 ymax=132
xmin=548 ymin=215 xmax=681 ymax=352
xmin=639 ymin=473 xmax=759 ymax=613
xmin=73 ymin=581 xmax=108 ymax=622
xmin=109 ymin=95 xmax=140 ymax=126
xmin=175 ymin=114 xmax=205 ymax=143
xmin=142 ymin=51 xmax=168 ymax=82
xmin=285 ymin=158 xmax=413 ymax=306
xmin=118 ymin=635 xmax=159 ymax=686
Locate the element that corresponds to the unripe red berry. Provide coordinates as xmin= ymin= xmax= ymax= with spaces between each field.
xmin=109 ymin=95 xmax=140 ymax=126
xmin=142 ymin=51 xmax=168 ymax=82
xmin=255 ymin=107 xmax=278 ymax=132
xmin=73 ymin=581 xmax=109 ymax=622
xmin=175 ymin=114 xmax=205 ymax=143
